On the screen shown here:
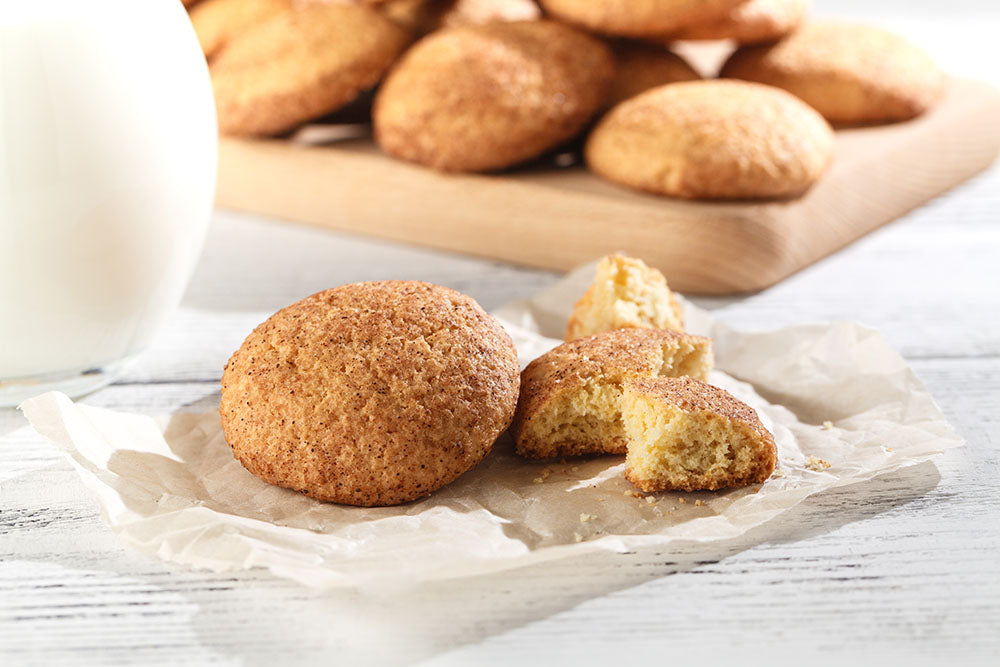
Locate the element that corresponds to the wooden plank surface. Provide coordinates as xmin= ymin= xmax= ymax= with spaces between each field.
xmin=216 ymin=78 xmax=1000 ymax=295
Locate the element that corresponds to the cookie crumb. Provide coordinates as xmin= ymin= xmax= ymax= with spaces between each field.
xmin=806 ymin=457 xmax=831 ymax=471
xmin=678 ymin=497 xmax=687 ymax=504
xmin=597 ymin=497 xmax=605 ymax=502
xmin=822 ymin=420 xmax=833 ymax=430
xmin=694 ymin=499 xmax=705 ymax=507
xmin=571 ymin=466 xmax=580 ymax=472
xmin=772 ymin=468 xmax=785 ymax=478
xmin=579 ymin=513 xmax=595 ymax=523
xmin=573 ymin=532 xmax=584 ymax=543
xmin=645 ymin=496 xmax=656 ymax=505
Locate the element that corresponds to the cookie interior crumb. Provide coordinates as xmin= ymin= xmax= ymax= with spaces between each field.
xmin=517 ymin=335 xmax=713 ymax=459
xmin=565 ymin=254 xmax=684 ymax=341
xmin=622 ymin=379 xmax=776 ymax=492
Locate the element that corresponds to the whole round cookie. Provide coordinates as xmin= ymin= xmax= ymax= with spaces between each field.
xmin=671 ymin=0 xmax=809 ymax=44
xmin=537 ymin=0 xmax=749 ymax=38
xmin=189 ymin=0 xmax=292 ymax=60
xmin=721 ymin=22 xmax=945 ymax=123
xmin=608 ymin=42 xmax=700 ymax=108
xmin=585 ymin=80 xmax=834 ymax=199
xmin=373 ymin=20 xmax=614 ymax=172
xmin=211 ymin=3 xmax=409 ymax=137
xmin=220 ymin=281 xmax=520 ymax=507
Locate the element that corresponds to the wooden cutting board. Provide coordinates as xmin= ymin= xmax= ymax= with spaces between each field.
xmin=216 ymin=77 xmax=1000 ymax=295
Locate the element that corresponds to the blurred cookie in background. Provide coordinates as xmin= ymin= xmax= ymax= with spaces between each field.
xmin=189 ymin=0 xmax=293 ymax=60
xmin=721 ymin=22 xmax=945 ymax=124
xmin=671 ymin=0 xmax=809 ymax=45
xmin=374 ymin=20 xmax=613 ymax=172
xmin=380 ymin=0 xmax=540 ymax=35
xmin=608 ymin=42 xmax=700 ymax=108
xmin=586 ymin=80 xmax=834 ymax=199
xmin=538 ymin=0 xmax=749 ymax=38
xmin=212 ymin=3 xmax=409 ymax=136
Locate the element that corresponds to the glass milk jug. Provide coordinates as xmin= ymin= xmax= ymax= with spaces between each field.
xmin=0 ymin=0 xmax=217 ymax=405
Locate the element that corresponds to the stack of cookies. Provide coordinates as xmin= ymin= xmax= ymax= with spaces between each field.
xmin=186 ymin=0 xmax=945 ymax=200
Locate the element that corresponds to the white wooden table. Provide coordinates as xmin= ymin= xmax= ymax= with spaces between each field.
xmin=2 ymin=2 xmax=998 ymax=665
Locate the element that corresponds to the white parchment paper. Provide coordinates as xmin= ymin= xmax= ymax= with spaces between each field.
xmin=19 ymin=263 xmax=963 ymax=588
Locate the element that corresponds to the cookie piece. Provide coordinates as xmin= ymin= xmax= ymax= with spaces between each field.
xmin=189 ymin=0 xmax=292 ymax=60
xmin=566 ymin=254 xmax=684 ymax=341
xmin=538 ymin=0 xmax=749 ymax=38
xmin=212 ymin=3 xmax=409 ymax=137
xmin=721 ymin=22 xmax=945 ymax=123
xmin=585 ymin=80 xmax=834 ymax=199
xmin=374 ymin=20 xmax=612 ymax=172
xmin=608 ymin=42 xmax=700 ymax=107
xmin=671 ymin=0 xmax=809 ymax=44
xmin=514 ymin=328 xmax=713 ymax=459
xmin=220 ymin=281 xmax=520 ymax=507
xmin=623 ymin=376 xmax=776 ymax=492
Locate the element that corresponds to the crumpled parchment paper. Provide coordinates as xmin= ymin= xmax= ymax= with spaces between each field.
xmin=19 ymin=263 xmax=963 ymax=588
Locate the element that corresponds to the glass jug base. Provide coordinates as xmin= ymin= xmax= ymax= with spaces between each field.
xmin=0 ymin=357 xmax=134 ymax=408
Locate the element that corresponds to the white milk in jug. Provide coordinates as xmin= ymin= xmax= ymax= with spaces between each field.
xmin=0 ymin=0 xmax=217 ymax=403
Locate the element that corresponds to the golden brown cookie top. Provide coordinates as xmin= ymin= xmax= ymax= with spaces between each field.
xmin=211 ymin=3 xmax=409 ymax=136
xmin=721 ymin=21 xmax=945 ymax=123
xmin=538 ymin=0 xmax=749 ymax=38
xmin=373 ymin=19 xmax=614 ymax=172
xmin=671 ymin=0 xmax=809 ymax=44
xmin=518 ymin=328 xmax=713 ymax=417
xmin=608 ymin=42 xmax=701 ymax=107
xmin=627 ymin=376 xmax=773 ymax=444
xmin=189 ymin=0 xmax=292 ymax=60
xmin=220 ymin=281 xmax=520 ymax=507
xmin=585 ymin=79 xmax=834 ymax=199
xmin=380 ymin=0 xmax=540 ymax=35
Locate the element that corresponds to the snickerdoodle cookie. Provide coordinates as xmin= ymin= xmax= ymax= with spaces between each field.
xmin=671 ymin=0 xmax=808 ymax=44
xmin=380 ymin=0 xmax=540 ymax=34
xmin=189 ymin=0 xmax=292 ymax=60
xmin=607 ymin=42 xmax=700 ymax=107
xmin=585 ymin=80 xmax=834 ymax=199
xmin=623 ymin=376 xmax=776 ymax=492
xmin=513 ymin=328 xmax=713 ymax=459
xmin=537 ymin=0 xmax=749 ymax=38
xmin=565 ymin=254 xmax=684 ymax=341
xmin=374 ymin=20 xmax=613 ymax=172
xmin=211 ymin=3 xmax=409 ymax=137
xmin=220 ymin=281 xmax=520 ymax=507
xmin=721 ymin=22 xmax=945 ymax=123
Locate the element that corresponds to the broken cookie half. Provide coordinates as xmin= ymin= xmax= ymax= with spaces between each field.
xmin=623 ymin=376 xmax=776 ymax=492
xmin=513 ymin=328 xmax=775 ymax=491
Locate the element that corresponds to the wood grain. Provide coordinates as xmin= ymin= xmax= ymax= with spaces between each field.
xmin=216 ymin=78 xmax=1000 ymax=295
